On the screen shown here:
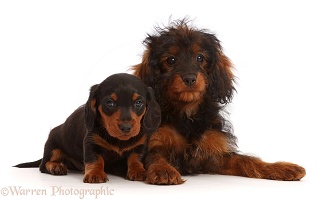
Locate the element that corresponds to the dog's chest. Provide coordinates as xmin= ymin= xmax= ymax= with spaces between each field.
xmin=91 ymin=134 xmax=146 ymax=156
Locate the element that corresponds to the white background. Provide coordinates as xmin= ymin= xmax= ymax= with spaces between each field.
xmin=0 ymin=0 xmax=324 ymax=199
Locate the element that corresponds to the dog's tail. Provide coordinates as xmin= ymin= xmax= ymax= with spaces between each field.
xmin=13 ymin=159 xmax=42 ymax=168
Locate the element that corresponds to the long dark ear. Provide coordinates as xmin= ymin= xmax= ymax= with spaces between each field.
xmin=132 ymin=49 xmax=155 ymax=87
xmin=132 ymin=34 xmax=161 ymax=88
xmin=85 ymin=84 xmax=99 ymax=131
xmin=208 ymin=37 xmax=235 ymax=104
xmin=142 ymin=87 xmax=161 ymax=134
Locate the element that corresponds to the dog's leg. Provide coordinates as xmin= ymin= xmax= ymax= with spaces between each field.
xmin=39 ymin=126 xmax=68 ymax=175
xmin=218 ymin=153 xmax=306 ymax=181
xmin=186 ymin=130 xmax=235 ymax=174
xmin=83 ymin=134 xmax=108 ymax=183
xmin=145 ymin=125 xmax=185 ymax=185
xmin=40 ymin=149 xmax=68 ymax=175
xmin=83 ymin=155 xmax=108 ymax=183
xmin=126 ymin=153 xmax=146 ymax=181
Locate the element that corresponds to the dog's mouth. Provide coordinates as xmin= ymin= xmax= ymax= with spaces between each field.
xmin=106 ymin=124 xmax=140 ymax=140
xmin=172 ymin=90 xmax=204 ymax=103
xmin=115 ymin=133 xmax=136 ymax=140
xmin=106 ymin=125 xmax=140 ymax=141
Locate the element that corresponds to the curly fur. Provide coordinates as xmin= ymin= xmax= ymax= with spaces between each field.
xmin=132 ymin=19 xmax=306 ymax=185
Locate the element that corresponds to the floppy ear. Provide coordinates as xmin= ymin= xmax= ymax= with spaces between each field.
xmin=132 ymin=34 xmax=162 ymax=88
xmin=85 ymin=84 xmax=99 ymax=131
xmin=132 ymin=49 xmax=156 ymax=87
xmin=207 ymin=37 xmax=235 ymax=104
xmin=142 ymin=87 xmax=161 ymax=134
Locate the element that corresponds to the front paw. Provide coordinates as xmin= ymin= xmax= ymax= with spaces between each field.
xmin=146 ymin=163 xmax=184 ymax=185
xmin=83 ymin=171 xmax=108 ymax=183
xmin=127 ymin=167 xmax=146 ymax=181
xmin=268 ymin=162 xmax=306 ymax=181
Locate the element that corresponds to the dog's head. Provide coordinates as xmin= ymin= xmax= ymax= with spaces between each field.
xmin=85 ymin=73 xmax=161 ymax=140
xmin=133 ymin=19 xmax=235 ymax=115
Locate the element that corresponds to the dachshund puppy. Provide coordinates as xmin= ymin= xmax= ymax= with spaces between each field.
xmin=132 ymin=19 xmax=306 ymax=185
xmin=15 ymin=73 xmax=161 ymax=183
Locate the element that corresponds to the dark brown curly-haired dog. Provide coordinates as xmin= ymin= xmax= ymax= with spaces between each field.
xmin=132 ymin=20 xmax=306 ymax=185
xmin=15 ymin=73 xmax=161 ymax=183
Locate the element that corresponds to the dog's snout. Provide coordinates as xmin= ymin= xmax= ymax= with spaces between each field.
xmin=119 ymin=123 xmax=132 ymax=133
xmin=183 ymin=74 xmax=197 ymax=87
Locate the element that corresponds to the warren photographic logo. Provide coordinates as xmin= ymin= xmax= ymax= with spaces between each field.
xmin=1 ymin=185 xmax=114 ymax=199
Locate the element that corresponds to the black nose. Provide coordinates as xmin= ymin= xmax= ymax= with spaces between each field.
xmin=119 ymin=123 xmax=132 ymax=133
xmin=183 ymin=74 xmax=197 ymax=87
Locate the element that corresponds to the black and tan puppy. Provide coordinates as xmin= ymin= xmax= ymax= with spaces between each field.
xmin=15 ymin=73 xmax=161 ymax=183
xmin=132 ymin=19 xmax=305 ymax=184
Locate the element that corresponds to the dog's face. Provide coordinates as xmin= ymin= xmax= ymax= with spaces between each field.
xmin=149 ymin=28 xmax=214 ymax=104
xmin=133 ymin=20 xmax=235 ymax=115
xmin=85 ymin=73 xmax=161 ymax=140
xmin=98 ymin=86 xmax=147 ymax=140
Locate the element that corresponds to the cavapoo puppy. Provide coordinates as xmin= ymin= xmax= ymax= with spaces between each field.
xmin=132 ymin=19 xmax=306 ymax=185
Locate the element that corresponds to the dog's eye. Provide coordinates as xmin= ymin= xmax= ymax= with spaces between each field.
xmin=105 ymin=100 xmax=115 ymax=108
xmin=166 ymin=56 xmax=176 ymax=65
xmin=196 ymin=54 xmax=204 ymax=62
xmin=134 ymin=100 xmax=144 ymax=108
